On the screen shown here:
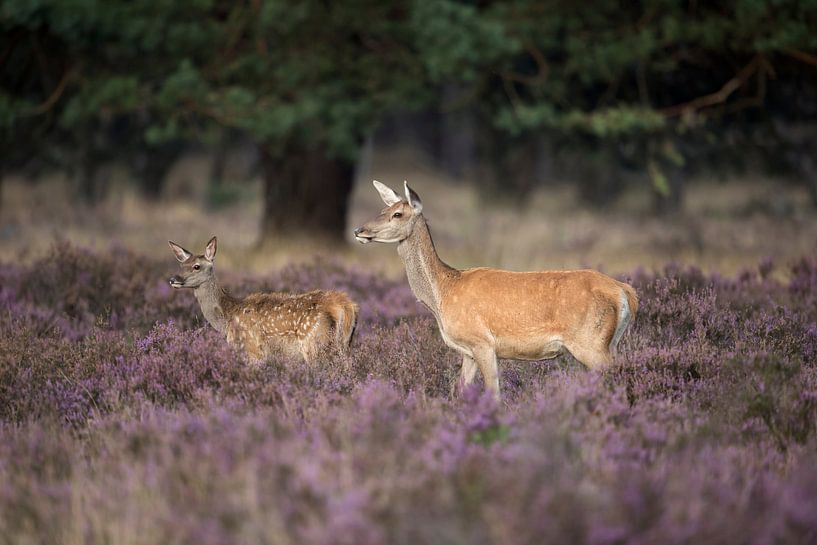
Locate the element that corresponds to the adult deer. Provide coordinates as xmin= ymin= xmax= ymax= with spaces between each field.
xmin=354 ymin=181 xmax=637 ymax=400
xmin=168 ymin=236 xmax=358 ymax=362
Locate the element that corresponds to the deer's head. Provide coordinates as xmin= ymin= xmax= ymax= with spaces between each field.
xmin=354 ymin=180 xmax=423 ymax=244
xmin=168 ymin=236 xmax=218 ymax=289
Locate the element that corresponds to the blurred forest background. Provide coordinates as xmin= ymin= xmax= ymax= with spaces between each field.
xmin=1 ymin=0 xmax=816 ymax=274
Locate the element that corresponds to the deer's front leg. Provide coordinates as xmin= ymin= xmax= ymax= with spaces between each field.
xmin=473 ymin=346 xmax=500 ymax=401
xmin=458 ymin=354 xmax=478 ymax=393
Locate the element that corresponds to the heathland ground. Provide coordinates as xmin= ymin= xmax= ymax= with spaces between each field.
xmin=1 ymin=151 xmax=816 ymax=543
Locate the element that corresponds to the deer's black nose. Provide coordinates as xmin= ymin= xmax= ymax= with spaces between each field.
xmin=353 ymin=227 xmax=363 ymax=236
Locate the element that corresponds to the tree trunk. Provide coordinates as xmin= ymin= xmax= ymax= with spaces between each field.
xmin=798 ymin=151 xmax=817 ymax=208
xmin=258 ymin=145 xmax=355 ymax=243
xmin=205 ymin=135 xmax=228 ymax=208
xmin=575 ymin=139 xmax=626 ymax=208
xmin=137 ymin=145 xmax=181 ymax=200
xmin=438 ymin=85 xmax=476 ymax=180
xmin=78 ymin=160 xmax=103 ymax=203
xmin=75 ymin=138 xmax=108 ymax=204
xmin=475 ymin=122 xmax=540 ymax=204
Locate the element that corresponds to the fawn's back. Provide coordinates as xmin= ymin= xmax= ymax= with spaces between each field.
xmin=225 ymin=290 xmax=357 ymax=361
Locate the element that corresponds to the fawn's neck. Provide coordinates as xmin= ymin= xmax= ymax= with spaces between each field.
xmin=397 ymin=216 xmax=458 ymax=317
xmin=193 ymin=276 xmax=234 ymax=334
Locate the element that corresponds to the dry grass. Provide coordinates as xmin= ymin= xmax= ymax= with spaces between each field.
xmin=2 ymin=146 xmax=815 ymax=277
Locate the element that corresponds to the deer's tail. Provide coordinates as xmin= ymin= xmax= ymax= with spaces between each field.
xmin=610 ymin=281 xmax=638 ymax=354
xmin=621 ymin=282 xmax=639 ymax=322
xmin=325 ymin=292 xmax=358 ymax=353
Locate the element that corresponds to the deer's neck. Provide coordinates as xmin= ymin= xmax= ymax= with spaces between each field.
xmin=193 ymin=277 xmax=235 ymax=334
xmin=398 ymin=217 xmax=458 ymax=317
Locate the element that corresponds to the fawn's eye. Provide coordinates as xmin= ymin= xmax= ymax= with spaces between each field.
xmin=392 ymin=212 xmax=402 ymax=219
xmin=193 ymin=264 xmax=201 ymax=270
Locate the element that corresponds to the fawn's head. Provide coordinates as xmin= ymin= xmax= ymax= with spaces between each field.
xmin=354 ymin=180 xmax=423 ymax=244
xmin=168 ymin=236 xmax=218 ymax=289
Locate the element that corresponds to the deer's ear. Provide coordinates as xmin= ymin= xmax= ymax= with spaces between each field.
xmin=373 ymin=180 xmax=402 ymax=206
xmin=404 ymin=181 xmax=423 ymax=214
xmin=168 ymin=241 xmax=192 ymax=262
xmin=204 ymin=236 xmax=217 ymax=261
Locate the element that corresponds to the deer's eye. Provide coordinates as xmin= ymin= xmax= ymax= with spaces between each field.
xmin=392 ymin=212 xmax=402 ymax=219
xmin=193 ymin=264 xmax=201 ymax=270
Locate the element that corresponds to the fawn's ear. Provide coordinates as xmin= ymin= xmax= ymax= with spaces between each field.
xmin=168 ymin=241 xmax=192 ymax=262
xmin=404 ymin=181 xmax=423 ymax=214
xmin=204 ymin=236 xmax=217 ymax=261
xmin=373 ymin=180 xmax=402 ymax=206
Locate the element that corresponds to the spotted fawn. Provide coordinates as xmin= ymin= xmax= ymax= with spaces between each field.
xmin=168 ymin=236 xmax=358 ymax=362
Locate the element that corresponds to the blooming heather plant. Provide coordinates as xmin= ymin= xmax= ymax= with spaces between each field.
xmin=0 ymin=242 xmax=816 ymax=544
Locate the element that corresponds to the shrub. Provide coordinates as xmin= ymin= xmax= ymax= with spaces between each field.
xmin=0 ymin=243 xmax=816 ymax=543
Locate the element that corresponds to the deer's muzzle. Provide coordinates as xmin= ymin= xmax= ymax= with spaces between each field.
xmin=353 ymin=227 xmax=373 ymax=244
xmin=169 ymin=275 xmax=185 ymax=288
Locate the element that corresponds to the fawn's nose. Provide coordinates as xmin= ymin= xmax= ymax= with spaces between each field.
xmin=353 ymin=227 xmax=363 ymax=236
xmin=169 ymin=275 xmax=183 ymax=288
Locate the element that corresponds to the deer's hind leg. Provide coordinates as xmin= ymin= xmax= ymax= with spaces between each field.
xmin=564 ymin=298 xmax=619 ymax=371
xmin=299 ymin=312 xmax=334 ymax=363
xmin=565 ymin=343 xmax=612 ymax=371
xmin=564 ymin=322 xmax=616 ymax=371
